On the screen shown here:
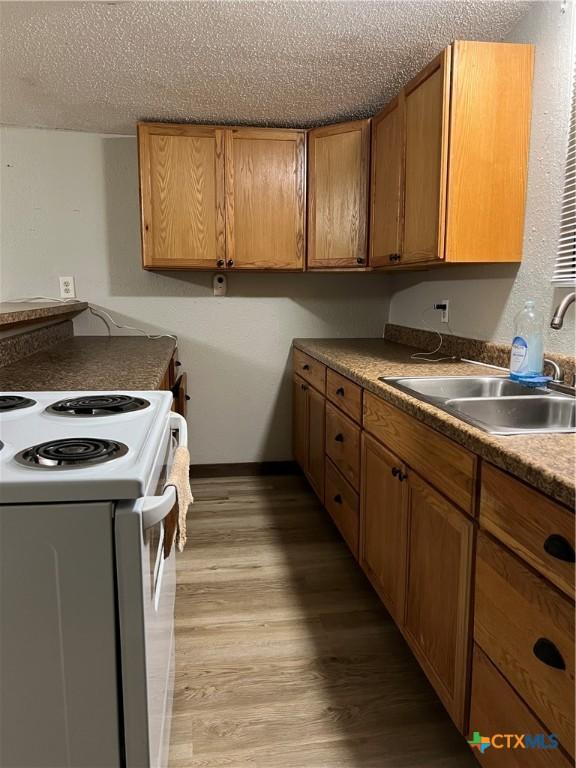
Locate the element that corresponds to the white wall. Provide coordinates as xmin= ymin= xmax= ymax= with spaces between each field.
xmin=388 ymin=1 xmax=575 ymax=355
xmin=0 ymin=127 xmax=390 ymax=463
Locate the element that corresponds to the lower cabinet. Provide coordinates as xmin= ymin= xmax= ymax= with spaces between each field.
xmin=360 ymin=433 xmax=407 ymax=625
xmin=403 ymin=471 xmax=473 ymax=731
xmin=293 ymin=374 xmax=325 ymax=502
xmin=470 ymin=644 xmax=573 ymax=768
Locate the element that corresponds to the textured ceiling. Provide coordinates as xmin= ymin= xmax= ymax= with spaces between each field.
xmin=0 ymin=0 xmax=533 ymax=135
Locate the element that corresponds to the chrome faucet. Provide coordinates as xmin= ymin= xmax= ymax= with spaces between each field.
xmin=550 ymin=292 xmax=575 ymax=329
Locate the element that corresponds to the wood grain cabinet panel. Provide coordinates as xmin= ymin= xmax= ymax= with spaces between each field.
xmin=470 ymin=644 xmax=573 ymax=768
xmin=293 ymin=375 xmax=308 ymax=471
xmin=293 ymin=349 xmax=326 ymax=394
xmin=326 ymin=369 xmax=362 ymax=423
xmin=363 ymin=392 xmax=476 ymax=514
xmin=360 ymin=434 xmax=407 ymax=625
xmin=325 ymin=402 xmax=360 ymax=490
xmin=225 ymin=128 xmax=306 ymax=270
xmin=404 ymin=471 xmax=473 ymax=732
xmin=292 ymin=374 xmax=325 ymax=504
xmin=325 ymin=458 xmax=359 ymax=558
xmin=369 ymin=95 xmax=405 ymax=268
xmin=475 ymin=532 xmax=575 ymax=757
xmin=138 ymin=124 xmax=226 ymax=269
xmin=307 ymin=385 xmax=326 ymax=502
xmin=307 ymin=120 xmax=371 ymax=269
xmin=480 ymin=463 xmax=575 ymax=599
xmin=403 ymin=51 xmax=450 ymax=265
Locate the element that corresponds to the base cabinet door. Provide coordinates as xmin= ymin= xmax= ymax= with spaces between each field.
xmin=360 ymin=434 xmax=407 ymax=625
xmin=307 ymin=386 xmax=326 ymax=503
xmin=403 ymin=471 xmax=473 ymax=731
xmin=293 ymin=376 xmax=308 ymax=471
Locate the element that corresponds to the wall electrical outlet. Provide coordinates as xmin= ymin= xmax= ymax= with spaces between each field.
xmin=59 ymin=276 xmax=76 ymax=299
xmin=433 ymin=299 xmax=450 ymax=323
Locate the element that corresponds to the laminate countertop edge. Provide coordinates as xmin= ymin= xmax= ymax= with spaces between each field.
xmin=293 ymin=338 xmax=576 ymax=509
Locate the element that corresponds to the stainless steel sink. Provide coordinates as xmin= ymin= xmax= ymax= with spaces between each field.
xmin=381 ymin=376 xmax=546 ymax=402
xmin=444 ymin=396 xmax=576 ymax=435
xmin=381 ymin=376 xmax=576 ymax=435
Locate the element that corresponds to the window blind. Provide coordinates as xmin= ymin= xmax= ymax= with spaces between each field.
xmin=553 ymin=57 xmax=576 ymax=286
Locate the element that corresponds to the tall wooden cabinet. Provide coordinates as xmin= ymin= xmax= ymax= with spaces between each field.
xmin=370 ymin=41 xmax=534 ymax=268
xmin=307 ymin=119 xmax=371 ymax=269
xmin=139 ymin=123 xmax=306 ymax=270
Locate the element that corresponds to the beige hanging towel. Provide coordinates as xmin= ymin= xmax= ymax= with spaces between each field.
xmin=164 ymin=446 xmax=193 ymax=556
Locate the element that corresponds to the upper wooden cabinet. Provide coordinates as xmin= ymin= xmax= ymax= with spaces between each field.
xmin=138 ymin=124 xmax=226 ymax=269
xmin=370 ymin=95 xmax=404 ymax=268
xmin=371 ymin=41 xmax=534 ymax=268
xmin=138 ymin=123 xmax=306 ymax=270
xmin=225 ymin=128 xmax=306 ymax=269
xmin=307 ymin=119 xmax=371 ymax=269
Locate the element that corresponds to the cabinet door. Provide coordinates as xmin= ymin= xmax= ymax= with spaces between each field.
xmin=404 ymin=470 xmax=473 ymax=731
xmin=370 ymin=95 xmax=404 ymax=268
xmin=402 ymin=49 xmax=451 ymax=265
xmin=293 ymin=375 xmax=308 ymax=471
xmin=307 ymin=120 xmax=370 ymax=269
xmin=138 ymin=124 xmax=226 ymax=269
xmin=360 ymin=434 xmax=407 ymax=625
xmin=307 ymin=386 xmax=325 ymax=502
xmin=225 ymin=128 xmax=306 ymax=270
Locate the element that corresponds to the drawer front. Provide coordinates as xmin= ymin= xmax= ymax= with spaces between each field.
xmin=293 ymin=349 xmax=326 ymax=393
xmin=325 ymin=402 xmax=361 ymax=489
xmin=480 ymin=463 xmax=574 ymax=599
xmin=326 ymin=369 xmax=362 ymax=423
xmin=470 ymin=643 xmax=572 ymax=768
xmin=363 ymin=392 xmax=476 ymax=514
xmin=475 ymin=532 xmax=575 ymax=757
xmin=325 ymin=458 xmax=359 ymax=558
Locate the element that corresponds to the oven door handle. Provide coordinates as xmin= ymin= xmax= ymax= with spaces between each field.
xmin=141 ymin=412 xmax=188 ymax=530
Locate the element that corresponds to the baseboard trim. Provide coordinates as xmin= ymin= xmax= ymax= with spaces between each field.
xmin=189 ymin=461 xmax=299 ymax=478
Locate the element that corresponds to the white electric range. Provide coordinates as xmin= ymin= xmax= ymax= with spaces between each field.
xmin=0 ymin=391 xmax=187 ymax=768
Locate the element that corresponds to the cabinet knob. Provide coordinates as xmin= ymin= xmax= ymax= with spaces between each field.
xmin=227 ymin=259 xmax=234 ymax=267
xmin=543 ymin=534 xmax=575 ymax=563
xmin=301 ymin=383 xmax=308 ymax=391
xmin=391 ymin=467 xmax=407 ymax=481
xmin=334 ymin=433 xmax=344 ymax=443
xmin=356 ymin=257 xmax=365 ymax=265
xmin=185 ymin=395 xmax=191 ymax=401
xmin=333 ymin=494 xmax=343 ymax=504
xmin=388 ymin=253 xmax=401 ymax=263
xmin=175 ymin=360 xmax=182 ymax=367
xmin=391 ymin=467 xmax=400 ymax=477
xmin=217 ymin=259 xmax=225 ymax=268
xmin=336 ymin=387 xmax=345 ymax=396
xmin=302 ymin=364 xmax=310 ymax=371
xmin=532 ymin=638 xmax=566 ymax=670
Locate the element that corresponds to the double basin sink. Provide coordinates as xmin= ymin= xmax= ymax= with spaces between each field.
xmin=380 ymin=376 xmax=576 ymax=435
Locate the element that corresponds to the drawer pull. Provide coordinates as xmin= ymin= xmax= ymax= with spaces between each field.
xmin=301 ymin=383 xmax=308 ymax=391
xmin=543 ymin=534 xmax=575 ymax=563
xmin=336 ymin=387 xmax=345 ymax=396
xmin=533 ymin=638 xmax=566 ymax=670
xmin=334 ymin=433 xmax=344 ymax=443
xmin=392 ymin=467 xmax=400 ymax=477
xmin=333 ymin=494 xmax=343 ymax=504
xmin=302 ymin=364 xmax=310 ymax=371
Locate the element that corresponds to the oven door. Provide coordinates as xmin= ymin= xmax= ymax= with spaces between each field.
xmin=115 ymin=413 xmax=187 ymax=768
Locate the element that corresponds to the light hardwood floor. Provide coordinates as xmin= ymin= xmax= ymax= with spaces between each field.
xmin=169 ymin=474 xmax=476 ymax=768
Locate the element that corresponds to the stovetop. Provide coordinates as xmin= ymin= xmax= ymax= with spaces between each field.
xmin=0 ymin=391 xmax=174 ymax=504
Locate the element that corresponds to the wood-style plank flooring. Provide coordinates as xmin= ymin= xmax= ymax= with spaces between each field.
xmin=169 ymin=474 xmax=476 ymax=768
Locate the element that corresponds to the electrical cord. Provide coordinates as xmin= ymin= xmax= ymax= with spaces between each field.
xmin=410 ymin=306 xmax=457 ymax=363
xmin=4 ymin=295 xmax=177 ymax=342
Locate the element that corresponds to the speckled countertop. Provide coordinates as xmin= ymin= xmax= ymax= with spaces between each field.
xmin=0 ymin=336 xmax=176 ymax=391
xmin=294 ymin=338 xmax=576 ymax=509
xmin=0 ymin=301 xmax=89 ymax=327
